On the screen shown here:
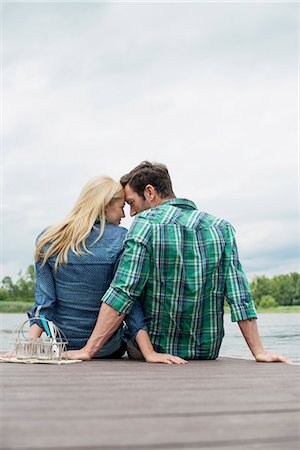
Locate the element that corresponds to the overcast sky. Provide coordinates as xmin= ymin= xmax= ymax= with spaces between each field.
xmin=1 ymin=1 xmax=298 ymax=282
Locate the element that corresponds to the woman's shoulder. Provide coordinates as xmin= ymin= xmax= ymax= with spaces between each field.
xmin=90 ymin=223 xmax=127 ymax=243
xmin=110 ymin=224 xmax=127 ymax=235
xmin=105 ymin=224 xmax=127 ymax=241
xmin=97 ymin=223 xmax=127 ymax=235
xmin=85 ymin=224 xmax=127 ymax=260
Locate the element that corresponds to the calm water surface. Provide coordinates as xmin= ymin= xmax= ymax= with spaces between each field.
xmin=220 ymin=313 xmax=300 ymax=363
xmin=0 ymin=313 xmax=299 ymax=362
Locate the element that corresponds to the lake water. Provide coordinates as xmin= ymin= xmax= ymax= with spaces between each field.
xmin=0 ymin=313 xmax=299 ymax=363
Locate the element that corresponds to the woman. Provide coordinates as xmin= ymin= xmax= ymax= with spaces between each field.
xmin=29 ymin=176 xmax=186 ymax=364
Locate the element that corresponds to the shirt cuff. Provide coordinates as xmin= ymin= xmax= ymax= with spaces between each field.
xmin=230 ymin=301 xmax=257 ymax=322
xmin=123 ymin=316 xmax=152 ymax=342
xmin=27 ymin=311 xmax=44 ymax=329
xmin=102 ymin=287 xmax=135 ymax=315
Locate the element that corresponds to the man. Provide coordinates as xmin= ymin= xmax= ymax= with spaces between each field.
xmin=67 ymin=161 xmax=288 ymax=363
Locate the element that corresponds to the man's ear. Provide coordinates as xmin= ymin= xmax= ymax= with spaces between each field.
xmin=144 ymin=184 xmax=156 ymax=201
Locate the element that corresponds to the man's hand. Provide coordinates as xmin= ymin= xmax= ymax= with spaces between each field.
xmin=144 ymin=351 xmax=188 ymax=365
xmin=255 ymin=351 xmax=291 ymax=363
xmin=63 ymin=349 xmax=92 ymax=361
xmin=238 ymin=319 xmax=290 ymax=363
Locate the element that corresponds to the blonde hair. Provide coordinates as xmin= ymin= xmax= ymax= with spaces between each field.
xmin=35 ymin=176 xmax=124 ymax=269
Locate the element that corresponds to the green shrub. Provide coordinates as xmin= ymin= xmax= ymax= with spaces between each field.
xmin=0 ymin=302 xmax=34 ymax=313
xmin=259 ymin=295 xmax=278 ymax=308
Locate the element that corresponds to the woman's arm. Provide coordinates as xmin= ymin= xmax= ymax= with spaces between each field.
xmin=28 ymin=258 xmax=57 ymax=333
xmin=29 ymin=323 xmax=44 ymax=339
xmin=125 ymin=301 xmax=187 ymax=364
xmin=135 ymin=330 xmax=187 ymax=364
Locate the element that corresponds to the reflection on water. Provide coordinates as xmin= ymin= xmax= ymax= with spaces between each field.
xmin=0 ymin=312 xmax=299 ymax=362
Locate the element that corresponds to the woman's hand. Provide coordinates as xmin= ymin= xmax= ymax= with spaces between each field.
xmin=29 ymin=323 xmax=44 ymax=339
xmin=135 ymin=330 xmax=187 ymax=364
xmin=144 ymin=351 xmax=188 ymax=365
xmin=0 ymin=352 xmax=16 ymax=359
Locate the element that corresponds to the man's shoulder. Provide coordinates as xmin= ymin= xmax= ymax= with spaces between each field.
xmin=199 ymin=212 xmax=231 ymax=228
xmin=134 ymin=201 xmax=233 ymax=231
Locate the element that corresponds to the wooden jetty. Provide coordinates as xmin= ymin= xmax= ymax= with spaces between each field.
xmin=1 ymin=357 xmax=299 ymax=449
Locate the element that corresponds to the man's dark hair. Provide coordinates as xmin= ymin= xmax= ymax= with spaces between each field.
xmin=120 ymin=161 xmax=175 ymax=199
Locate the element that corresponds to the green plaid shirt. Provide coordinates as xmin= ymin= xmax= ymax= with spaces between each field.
xmin=102 ymin=198 xmax=257 ymax=359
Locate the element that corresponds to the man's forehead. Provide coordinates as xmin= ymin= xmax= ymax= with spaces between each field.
xmin=124 ymin=184 xmax=136 ymax=199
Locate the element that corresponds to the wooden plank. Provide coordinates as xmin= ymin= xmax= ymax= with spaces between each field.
xmin=1 ymin=358 xmax=299 ymax=449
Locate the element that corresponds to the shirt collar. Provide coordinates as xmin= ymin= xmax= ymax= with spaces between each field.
xmin=161 ymin=198 xmax=198 ymax=211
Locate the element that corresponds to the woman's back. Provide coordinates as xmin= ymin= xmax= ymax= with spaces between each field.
xmin=30 ymin=223 xmax=127 ymax=353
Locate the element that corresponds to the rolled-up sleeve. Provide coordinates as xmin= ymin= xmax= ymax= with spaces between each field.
xmin=27 ymin=259 xmax=57 ymax=327
xmin=224 ymin=226 xmax=257 ymax=322
xmin=124 ymin=300 xmax=151 ymax=342
xmin=102 ymin=219 xmax=152 ymax=315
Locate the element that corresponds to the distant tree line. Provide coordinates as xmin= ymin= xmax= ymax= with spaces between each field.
xmin=0 ymin=266 xmax=299 ymax=307
xmin=250 ymin=273 xmax=300 ymax=307
xmin=0 ymin=265 xmax=35 ymax=303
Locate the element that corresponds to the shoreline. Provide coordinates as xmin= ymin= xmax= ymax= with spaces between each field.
xmin=1 ymin=302 xmax=300 ymax=314
xmin=224 ymin=305 xmax=300 ymax=314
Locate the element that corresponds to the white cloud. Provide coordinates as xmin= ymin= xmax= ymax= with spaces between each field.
xmin=1 ymin=1 xmax=298 ymax=280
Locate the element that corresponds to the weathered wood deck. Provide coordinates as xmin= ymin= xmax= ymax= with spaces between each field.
xmin=1 ymin=357 xmax=299 ymax=450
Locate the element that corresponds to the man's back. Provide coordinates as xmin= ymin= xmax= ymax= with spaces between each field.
xmin=103 ymin=198 xmax=257 ymax=359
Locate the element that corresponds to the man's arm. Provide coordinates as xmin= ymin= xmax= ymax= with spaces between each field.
xmin=224 ymin=225 xmax=289 ymax=363
xmin=66 ymin=220 xmax=188 ymax=363
xmin=66 ymin=304 xmax=188 ymax=364
xmin=65 ymin=303 xmax=124 ymax=360
xmin=238 ymin=319 xmax=290 ymax=363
